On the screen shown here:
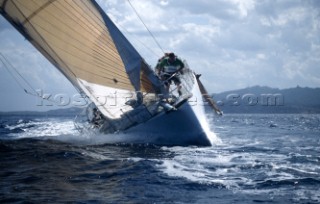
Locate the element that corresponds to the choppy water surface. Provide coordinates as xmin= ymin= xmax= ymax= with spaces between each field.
xmin=0 ymin=114 xmax=319 ymax=203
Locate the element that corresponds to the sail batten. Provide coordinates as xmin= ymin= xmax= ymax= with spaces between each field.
xmin=33 ymin=10 xmax=120 ymax=58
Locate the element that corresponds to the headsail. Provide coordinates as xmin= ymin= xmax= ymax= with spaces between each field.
xmin=0 ymin=0 xmax=161 ymax=118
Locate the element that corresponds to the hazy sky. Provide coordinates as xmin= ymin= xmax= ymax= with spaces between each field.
xmin=0 ymin=0 xmax=319 ymax=111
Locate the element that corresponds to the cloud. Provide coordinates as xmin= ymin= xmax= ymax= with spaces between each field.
xmin=1 ymin=0 xmax=319 ymax=108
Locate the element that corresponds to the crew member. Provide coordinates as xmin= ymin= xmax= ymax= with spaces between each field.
xmin=156 ymin=52 xmax=184 ymax=96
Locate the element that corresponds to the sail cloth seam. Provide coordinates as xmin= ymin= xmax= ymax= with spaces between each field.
xmin=75 ymin=0 xmax=158 ymax=63
xmin=45 ymin=45 xmax=132 ymax=84
xmin=49 ymin=1 xmax=132 ymax=83
xmin=10 ymin=0 xmax=131 ymax=91
xmin=26 ymin=0 xmax=123 ymax=69
xmin=20 ymin=0 xmax=127 ymax=89
xmin=73 ymin=0 xmax=141 ymax=90
xmin=2 ymin=0 xmax=139 ymax=92
xmin=8 ymin=0 xmax=81 ymax=92
xmin=63 ymin=0 xmax=146 ymax=91
xmin=64 ymin=1 xmax=124 ymax=59
xmin=26 ymin=18 xmax=129 ymax=81
xmin=85 ymin=0 xmax=160 ymax=93
xmin=90 ymin=0 xmax=143 ymax=92
xmin=46 ymin=44 xmax=132 ymax=85
xmin=47 ymin=6 xmax=128 ymax=81
xmin=74 ymin=67 xmax=133 ymax=87
xmin=21 ymin=0 xmax=55 ymax=25
xmin=63 ymin=1 xmax=130 ymax=74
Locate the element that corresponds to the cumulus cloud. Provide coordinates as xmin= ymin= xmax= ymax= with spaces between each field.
xmin=111 ymin=0 xmax=320 ymax=93
xmin=1 ymin=0 xmax=319 ymax=103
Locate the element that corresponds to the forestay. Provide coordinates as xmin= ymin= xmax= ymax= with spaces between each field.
xmin=0 ymin=0 xmax=162 ymax=118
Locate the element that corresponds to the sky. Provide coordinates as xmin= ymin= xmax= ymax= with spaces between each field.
xmin=0 ymin=0 xmax=320 ymax=111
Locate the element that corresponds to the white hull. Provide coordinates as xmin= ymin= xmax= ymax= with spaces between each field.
xmin=76 ymin=71 xmax=216 ymax=146
xmin=119 ymin=76 xmax=214 ymax=146
xmin=123 ymin=102 xmax=212 ymax=146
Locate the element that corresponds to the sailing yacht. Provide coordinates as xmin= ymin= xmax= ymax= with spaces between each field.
xmin=0 ymin=0 xmax=221 ymax=146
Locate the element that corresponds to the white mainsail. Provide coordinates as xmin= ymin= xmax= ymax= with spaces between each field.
xmin=0 ymin=0 xmax=162 ymax=118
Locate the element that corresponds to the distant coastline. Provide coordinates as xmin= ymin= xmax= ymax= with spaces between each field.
xmin=211 ymin=86 xmax=320 ymax=114
xmin=1 ymin=86 xmax=320 ymax=115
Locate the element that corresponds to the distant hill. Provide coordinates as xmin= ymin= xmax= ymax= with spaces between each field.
xmin=211 ymin=86 xmax=320 ymax=114
xmin=1 ymin=86 xmax=320 ymax=115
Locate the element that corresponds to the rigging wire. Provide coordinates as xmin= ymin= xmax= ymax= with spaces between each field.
xmin=0 ymin=53 xmax=38 ymax=96
xmin=0 ymin=53 xmax=58 ymax=104
xmin=116 ymin=22 xmax=160 ymax=58
xmin=126 ymin=0 xmax=165 ymax=55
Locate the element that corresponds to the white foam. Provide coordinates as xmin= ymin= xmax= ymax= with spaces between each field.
xmin=6 ymin=118 xmax=133 ymax=145
xmin=7 ymin=119 xmax=77 ymax=138
xmin=154 ymin=145 xmax=319 ymax=193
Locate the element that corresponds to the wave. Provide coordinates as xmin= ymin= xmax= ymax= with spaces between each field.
xmin=256 ymin=177 xmax=320 ymax=189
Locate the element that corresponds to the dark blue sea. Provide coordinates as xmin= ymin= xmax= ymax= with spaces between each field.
xmin=0 ymin=113 xmax=319 ymax=203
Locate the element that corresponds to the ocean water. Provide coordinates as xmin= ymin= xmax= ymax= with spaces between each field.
xmin=0 ymin=113 xmax=319 ymax=203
